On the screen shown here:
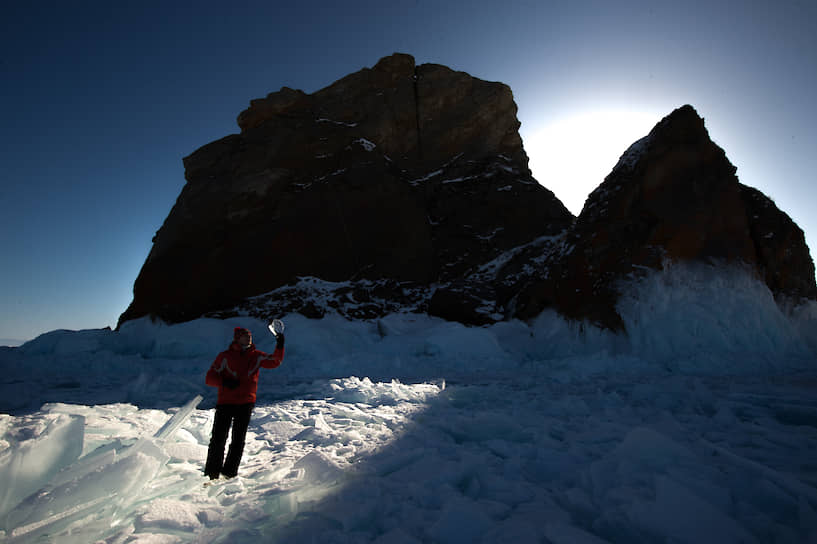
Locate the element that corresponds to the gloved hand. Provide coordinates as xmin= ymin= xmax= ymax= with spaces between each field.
xmin=276 ymin=332 xmax=285 ymax=350
xmin=222 ymin=376 xmax=240 ymax=390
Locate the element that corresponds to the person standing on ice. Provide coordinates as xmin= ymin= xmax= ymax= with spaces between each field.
xmin=204 ymin=326 xmax=284 ymax=479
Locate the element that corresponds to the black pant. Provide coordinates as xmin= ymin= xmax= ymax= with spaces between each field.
xmin=204 ymin=403 xmax=254 ymax=479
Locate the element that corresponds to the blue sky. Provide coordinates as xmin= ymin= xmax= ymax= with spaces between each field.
xmin=2 ymin=0 xmax=816 ymax=342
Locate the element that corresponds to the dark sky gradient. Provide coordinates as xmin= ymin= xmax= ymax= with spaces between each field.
xmin=2 ymin=0 xmax=816 ymax=341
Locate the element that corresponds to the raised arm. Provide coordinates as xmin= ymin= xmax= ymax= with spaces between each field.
xmin=261 ymin=333 xmax=285 ymax=369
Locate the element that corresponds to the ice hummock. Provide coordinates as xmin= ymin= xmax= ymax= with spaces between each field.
xmin=0 ymin=413 xmax=84 ymax=520
xmin=0 ymin=262 xmax=816 ymax=542
xmin=1 ymin=396 xmax=201 ymax=540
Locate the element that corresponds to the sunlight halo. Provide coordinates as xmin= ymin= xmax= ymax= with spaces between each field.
xmin=522 ymin=110 xmax=660 ymax=216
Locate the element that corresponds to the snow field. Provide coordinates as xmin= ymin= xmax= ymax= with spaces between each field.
xmin=0 ymin=262 xmax=816 ymax=542
xmin=2 ymin=374 xmax=817 ymax=542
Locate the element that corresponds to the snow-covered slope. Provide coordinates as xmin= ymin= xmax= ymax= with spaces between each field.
xmin=1 ymin=263 xmax=816 ymax=542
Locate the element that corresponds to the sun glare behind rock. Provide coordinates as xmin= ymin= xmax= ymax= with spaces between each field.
xmin=524 ymin=110 xmax=660 ymax=215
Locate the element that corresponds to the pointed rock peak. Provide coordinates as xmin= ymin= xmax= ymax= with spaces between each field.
xmin=648 ymin=104 xmax=709 ymax=145
xmin=658 ymin=104 xmax=703 ymax=125
xmin=609 ymin=104 xmax=714 ymax=176
xmin=521 ymin=103 xmax=815 ymax=330
xmin=581 ymin=103 xmax=743 ymax=248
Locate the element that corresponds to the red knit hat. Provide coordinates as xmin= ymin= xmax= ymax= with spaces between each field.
xmin=233 ymin=327 xmax=251 ymax=340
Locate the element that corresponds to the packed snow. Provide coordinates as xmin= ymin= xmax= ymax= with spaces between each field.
xmin=1 ymin=263 xmax=817 ymax=543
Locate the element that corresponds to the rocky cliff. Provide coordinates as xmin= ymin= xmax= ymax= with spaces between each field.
xmin=513 ymin=105 xmax=817 ymax=329
xmin=119 ymin=55 xmax=816 ymax=331
xmin=118 ymin=53 xmax=573 ymax=326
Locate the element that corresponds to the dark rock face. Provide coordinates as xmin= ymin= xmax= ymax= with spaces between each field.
xmin=513 ymin=105 xmax=817 ymax=329
xmin=119 ymin=54 xmax=816 ymax=330
xmin=740 ymin=185 xmax=817 ymax=303
xmin=118 ymin=53 xmax=573 ymax=326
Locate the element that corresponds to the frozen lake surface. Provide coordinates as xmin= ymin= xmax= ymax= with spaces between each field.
xmin=1 ymin=263 xmax=817 ymax=543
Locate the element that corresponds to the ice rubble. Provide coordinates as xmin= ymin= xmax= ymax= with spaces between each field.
xmin=0 ymin=413 xmax=84 ymax=520
xmin=0 ymin=263 xmax=816 ymax=542
xmin=1 ymin=396 xmax=202 ymax=540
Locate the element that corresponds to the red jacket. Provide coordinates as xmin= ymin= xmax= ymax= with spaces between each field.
xmin=205 ymin=342 xmax=284 ymax=404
